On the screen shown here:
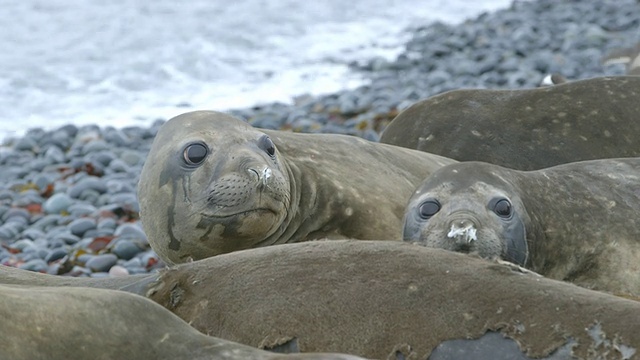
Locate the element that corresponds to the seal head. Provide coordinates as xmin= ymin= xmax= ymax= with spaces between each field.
xmin=138 ymin=111 xmax=291 ymax=264
xmin=403 ymin=162 xmax=528 ymax=266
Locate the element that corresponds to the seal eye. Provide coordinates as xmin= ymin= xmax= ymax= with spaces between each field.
xmin=493 ymin=198 xmax=512 ymax=218
xmin=418 ymin=199 xmax=440 ymax=219
xmin=259 ymin=135 xmax=276 ymax=157
xmin=183 ymin=143 xmax=208 ymax=166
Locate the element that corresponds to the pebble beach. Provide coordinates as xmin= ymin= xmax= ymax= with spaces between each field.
xmin=1 ymin=0 xmax=639 ymax=277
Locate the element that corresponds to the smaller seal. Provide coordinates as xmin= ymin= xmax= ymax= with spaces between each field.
xmin=403 ymin=159 xmax=640 ymax=297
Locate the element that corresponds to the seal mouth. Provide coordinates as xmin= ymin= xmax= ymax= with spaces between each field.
xmin=202 ymin=208 xmax=276 ymax=219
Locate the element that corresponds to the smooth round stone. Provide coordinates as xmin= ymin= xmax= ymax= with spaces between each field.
xmin=122 ymin=257 xmax=142 ymax=268
xmin=33 ymin=174 xmax=55 ymax=192
xmin=78 ymin=189 xmax=101 ymax=204
xmin=44 ymin=248 xmax=68 ymax=263
xmin=81 ymin=140 xmax=109 ymax=155
xmin=95 ymin=227 xmax=115 ymax=237
xmin=67 ymin=203 xmax=97 ymax=217
xmin=43 ymin=145 xmax=65 ymax=163
xmin=67 ymin=177 xmax=108 ymax=198
xmin=58 ymin=124 xmax=78 ymax=138
xmin=68 ymin=218 xmax=97 ymax=237
xmin=120 ymin=150 xmax=143 ymax=166
xmin=48 ymin=239 xmax=66 ymax=249
xmin=18 ymin=259 xmax=48 ymax=272
xmin=97 ymin=217 xmax=117 ymax=230
xmin=89 ymin=151 xmax=115 ymax=167
xmin=109 ymin=193 xmax=139 ymax=211
xmin=29 ymin=159 xmax=51 ymax=172
xmin=53 ymin=231 xmax=81 ymax=245
xmin=85 ymin=254 xmax=118 ymax=272
xmin=13 ymin=136 xmax=39 ymax=152
xmin=0 ymin=225 xmax=19 ymax=240
xmin=2 ymin=207 xmax=30 ymax=223
xmin=105 ymin=179 xmax=136 ymax=194
xmin=112 ymin=240 xmax=142 ymax=260
xmin=108 ymin=265 xmax=130 ymax=277
xmin=9 ymin=239 xmax=35 ymax=252
xmin=103 ymin=128 xmax=130 ymax=147
xmin=107 ymin=158 xmax=131 ymax=173
xmin=0 ymin=190 xmax=15 ymax=203
xmin=21 ymin=228 xmax=45 ymax=240
xmin=43 ymin=193 xmax=74 ymax=214
xmin=114 ymin=223 xmax=147 ymax=241
xmin=76 ymin=253 xmax=95 ymax=264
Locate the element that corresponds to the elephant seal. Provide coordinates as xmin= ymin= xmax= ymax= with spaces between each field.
xmin=1 ymin=241 xmax=639 ymax=359
xmin=138 ymin=110 xmax=455 ymax=264
xmin=603 ymin=42 xmax=640 ymax=75
xmin=403 ymin=158 xmax=640 ymax=297
xmin=380 ymin=76 xmax=640 ymax=170
xmin=0 ymin=284 xmax=363 ymax=360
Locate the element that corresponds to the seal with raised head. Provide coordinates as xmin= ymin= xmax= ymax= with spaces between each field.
xmin=0 ymin=284 xmax=363 ymax=360
xmin=402 ymin=158 xmax=640 ymax=297
xmin=380 ymin=76 xmax=640 ymax=170
xmin=2 ymin=241 xmax=640 ymax=359
xmin=137 ymin=110 xmax=455 ymax=264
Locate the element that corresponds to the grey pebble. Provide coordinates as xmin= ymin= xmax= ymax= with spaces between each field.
xmin=43 ymin=193 xmax=74 ymax=214
xmin=67 ymin=176 xmax=108 ymax=199
xmin=85 ymin=254 xmax=118 ymax=272
xmin=112 ymin=240 xmax=142 ymax=260
xmin=45 ymin=248 xmax=68 ymax=263
xmin=18 ymin=259 xmax=48 ymax=272
xmin=68 ymin=218 xmax=97 ymax=237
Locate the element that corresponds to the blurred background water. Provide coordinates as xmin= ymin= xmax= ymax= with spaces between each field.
xmin=1 ymin=0 xmax=512 ymax=140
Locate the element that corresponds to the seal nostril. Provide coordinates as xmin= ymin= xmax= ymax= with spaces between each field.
xmin=248 ymin=168 xmax=260 ymax=180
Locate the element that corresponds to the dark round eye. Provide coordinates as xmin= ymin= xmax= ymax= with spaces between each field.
xmin=183 ymin=143 xmax=208 ymax=166
xmin=259 ymin=135 xmax=276 ymax=157
xmin=418 ymin=199 xmax=440 ymax=219
xmin=493 ymin=198 xmax=512 ymax=218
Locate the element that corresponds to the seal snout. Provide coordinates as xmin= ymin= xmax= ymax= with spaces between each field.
xmin=248 ymin=166 xmax=272 ymax=188
xmin=446 ymin=218 xmax=478 ymax=251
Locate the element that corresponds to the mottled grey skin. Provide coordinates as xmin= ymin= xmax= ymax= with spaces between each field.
xmin=380 ymin=76 xmax=640 ymax=170
xmin=138 ymin=110 xmax=455 ymax=264
xmin=603 ymin=42 xmax=640 ymax=75
xmin=0 ymin=284 xmax=364 ymax=360
xmin=2 ymin=241 xmax=640 ymax=359
xmin=403 ymin=159 xmax=640 ymax=297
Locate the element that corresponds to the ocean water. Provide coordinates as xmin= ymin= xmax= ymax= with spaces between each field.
xmin=1 ymin=0 xmax=512 ymax=140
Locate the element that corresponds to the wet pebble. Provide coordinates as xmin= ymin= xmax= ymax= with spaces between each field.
xmin=68 ymin=218 xmax=97 ymax=237
xmin=85 ymin=254 xmax=118 ymax=272
xmin=43 ymin=193 xmax=74 ymax=214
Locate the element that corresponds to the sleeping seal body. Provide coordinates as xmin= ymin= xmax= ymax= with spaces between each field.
xmin=1 ymin=241 xmax=639 ymax=359
xmin=380 ymin=76 xmax=640 ymax=170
